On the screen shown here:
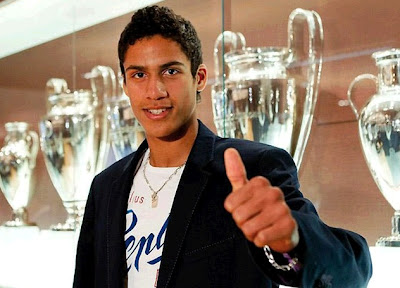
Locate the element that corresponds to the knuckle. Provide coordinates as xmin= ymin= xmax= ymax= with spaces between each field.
xmin=251 ymin=176 xmax=270 ymax=188
xmin=257 ymin=186 xmax=284 ymax=204
xmin=287 ymin=218 xmax=296 ymax=230
xmin=280 ymin=239 xmax=293 ymax=251
xmin=280 ymin=216 xmax=296 ymax=234
xmin=241 ymin=222 xmax=256 ymax=236
xmin=270 ymin=187 xmax=284 ymax=200
xmin=232 ymin=207 xmax=245 ymax=224
xmin=277 ymin=203 xmax=290 ymax=217
xmin=255 ymin=230 xmax=268 ymax=244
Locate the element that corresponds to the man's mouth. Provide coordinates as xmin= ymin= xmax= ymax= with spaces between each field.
xmin=147 ymin=108 xmax=167 ymax=115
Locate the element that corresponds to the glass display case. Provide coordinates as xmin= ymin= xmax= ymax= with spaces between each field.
xmin=223 ymin=1 xmax=400 ymax=247
xmin=0 ymin=0 xmax=400 ymax=287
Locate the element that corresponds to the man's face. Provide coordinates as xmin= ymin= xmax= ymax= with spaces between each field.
xmin=122 ymin=35 xmax=207 ymax=142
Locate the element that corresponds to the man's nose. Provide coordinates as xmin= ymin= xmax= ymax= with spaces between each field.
xmin=146 ymin=76 xmax=167 ymax=100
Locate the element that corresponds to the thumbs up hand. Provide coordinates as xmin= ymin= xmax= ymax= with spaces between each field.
xmin=224 ymin=148 xmax=299 ymax=253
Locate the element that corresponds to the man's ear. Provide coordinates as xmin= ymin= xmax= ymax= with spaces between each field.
xmin=196 ymin=64 xmax=208 ymax=92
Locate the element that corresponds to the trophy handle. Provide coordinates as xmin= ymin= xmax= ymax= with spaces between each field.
xmin=89 ymin=65 xmax=117 ymax=173
xmin=28 ymin=130 xmax=39 ymax=169
xmin=90 ymin=65 xmax=117 ymax=101
xmin=213 ymin=31 xmax=246 ymax=82
xmin=347 ymin=74 xmax=378 ymax=119
xmin=288 ymin=9 xmax=324 ymax=167
xmin=117 ymin=71 xmax=127 ymax=98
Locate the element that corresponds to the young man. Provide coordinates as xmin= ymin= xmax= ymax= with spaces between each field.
xmin=74 ymin=5 xmax=372 ymax=288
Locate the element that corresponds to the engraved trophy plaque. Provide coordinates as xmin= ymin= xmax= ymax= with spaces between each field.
xmin=212 ymin=8 xmax=323 ymax=168
xmin=348 ymin=48 xmax=400 ymax=246
xmin=0 ymin=122 xmax=38 ymax=227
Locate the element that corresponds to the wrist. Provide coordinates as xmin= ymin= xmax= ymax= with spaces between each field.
xmin=263 ymin=245 xmax=302 ymax=272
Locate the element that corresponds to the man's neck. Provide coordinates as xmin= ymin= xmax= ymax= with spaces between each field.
xmin=146 ymin=121 xmax=198 ymax=167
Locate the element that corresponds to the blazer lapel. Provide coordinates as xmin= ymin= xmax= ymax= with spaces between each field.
xmin=106 ymin=141 xmax=149 ymax=280
xmin=157 ymin=121 xmax=216 ymax=288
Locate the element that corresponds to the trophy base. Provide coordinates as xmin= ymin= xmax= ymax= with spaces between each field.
xmin=376 ymin=235 xmax=400 ymax=247
xmin=2 ymin=207 xmax=37 ymax=227
xmin=2 ymin=219 xmax=37 ymax=228
xmin=50 ymin=213 xmax=83 ymax=231
xmin=50 ymin=222 xmax=79 ymax=232
xmin=376 ymin=212 xmax=400 ymax=246
xmin=50 ymin=201 xmax=85 ymax=231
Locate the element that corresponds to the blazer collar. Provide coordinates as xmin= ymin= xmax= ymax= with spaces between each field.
xmin=113 ymin=120 xmax=216 ymax=184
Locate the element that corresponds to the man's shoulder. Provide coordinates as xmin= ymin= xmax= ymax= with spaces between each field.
xmin=95 ymin=152 xmax=135 ymax=180
xmin=214 ymin=137 xmax=280 ymax=154
xmin=212 ymin=137 xmax=296 ymax=171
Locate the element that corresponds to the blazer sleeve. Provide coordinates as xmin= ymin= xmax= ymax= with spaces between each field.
xmin=246 ymin=147 xmax=373 ymax=287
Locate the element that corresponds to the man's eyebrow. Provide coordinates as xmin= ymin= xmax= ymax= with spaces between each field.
xmin=124 ymin=61 xmax=185 ymax=73
xmin=160 ymin=61 xmax=185 ymax=70
xmin=125 ymin=65 xmax=144 ymax=72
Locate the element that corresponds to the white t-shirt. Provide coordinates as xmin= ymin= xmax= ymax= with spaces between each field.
xmin=125 ymin=149 xmax=185 ymax=288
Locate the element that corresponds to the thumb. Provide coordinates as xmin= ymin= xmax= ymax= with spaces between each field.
xmin=224 ymin=148 xmax=248 ymax=191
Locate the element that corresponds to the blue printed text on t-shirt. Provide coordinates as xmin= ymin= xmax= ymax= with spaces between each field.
xmin=125 ymin=209 xmax=169 ymax=272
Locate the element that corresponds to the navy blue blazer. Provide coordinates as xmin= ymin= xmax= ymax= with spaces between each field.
xmin=73 ymin=120 xmax=372 ymax=288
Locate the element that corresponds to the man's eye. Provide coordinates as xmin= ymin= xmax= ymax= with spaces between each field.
xmin=164 ymin=68 xmax=178 ymax=75
xmin=133 ymin=72 xmax=145 ymax=78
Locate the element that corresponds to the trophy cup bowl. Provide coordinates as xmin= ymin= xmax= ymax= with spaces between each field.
xmin=223 ymin=48 xmax=296 ymax=152
xmin=0 ymin=122 xmax=38 ymax=227
xmin=211 ymin=8 xmax=323 ymax=168
xmin=348 ymin=48 xmax=400 ymax=246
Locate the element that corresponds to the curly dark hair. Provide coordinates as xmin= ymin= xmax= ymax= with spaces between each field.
xmin=118 ymin=5 xmax=203 ymax=80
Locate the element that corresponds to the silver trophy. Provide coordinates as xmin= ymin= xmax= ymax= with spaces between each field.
xmin=89 ymin=66 xmax=144 ymax=161
xmin=39 ymin=80 xmax=98 ymax=231
xmin=0 ymin=122 xmax=38 ymax=227
xmin=40 ymin=66 xmax=143 ymax=231
xmin=348 ymin=48 xmax=400 ymax=246
xmin=212 ymin=8 xmax=323 ymax=168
